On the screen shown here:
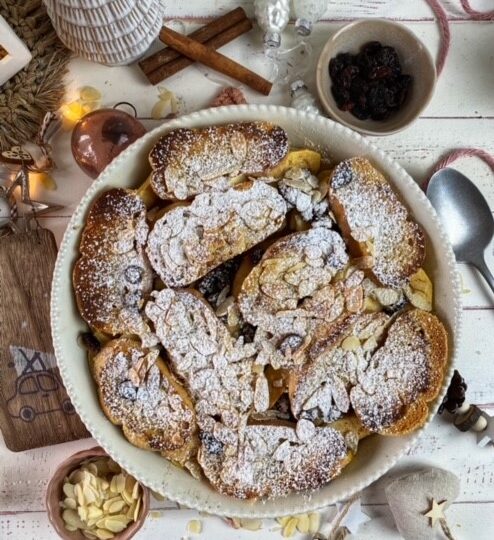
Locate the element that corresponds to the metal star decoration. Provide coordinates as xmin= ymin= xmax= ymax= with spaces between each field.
xmin=423 ymin=498 xmax=448 ymax=527
xmin=0 ymin=167 xmax=61 ymax=232
xmin=477 ymin=411 xmax=494 ymax=447
xmin=335 ymin=497 xmax=371 ymax=534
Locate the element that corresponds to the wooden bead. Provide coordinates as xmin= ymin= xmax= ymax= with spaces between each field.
xmin=471 ymin=415 xmax=488 ymax=433
xmin=454 ymin=405 xmax=482 ymax=432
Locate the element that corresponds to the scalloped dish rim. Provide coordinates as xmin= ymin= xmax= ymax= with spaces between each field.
xmin=51 ymin=105 xmax=461 ymax=518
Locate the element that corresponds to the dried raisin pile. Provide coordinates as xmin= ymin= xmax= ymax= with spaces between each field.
xmin=329 ymin=41 xmax=413 ymax=121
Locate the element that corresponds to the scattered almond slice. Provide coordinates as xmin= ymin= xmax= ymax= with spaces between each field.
xmin=296 ymin=514 xmax=310 ymax=533
xmin=308 ymin=512 xmax=321 ymax=534
xmin=80 ymin=86 xmax=102 ymax=103
xmin=282 ymin=517 xmax=298 ymax=537
xmin=59 ymin=457 xmax=143 ymax=537
xmin=150 ymin=490 xmax=166 ymax=501
xmin=187 ymin=519 xmax=202 ymax=534
xmin=239 ymin=518 xmax=263 ymax=531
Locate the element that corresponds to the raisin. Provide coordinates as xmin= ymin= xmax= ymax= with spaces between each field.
xmin=337 ymin=65 xmax=359 ymax=89
xmin=199 ymin=432 xmax=224 ymax=455
xmin=329 ymin=53 xmax=353 ymax=79
xmin=328 ymin=41 xmax=412 ymax=122
xmin=352 ymin=106 xmax=370 ymax=120
xmin=361 ymin=41 xmax=382 ymax=56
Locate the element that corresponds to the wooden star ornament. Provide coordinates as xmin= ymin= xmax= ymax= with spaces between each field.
xmin=477 ymin=411 xmax=494 ymax=447
xmin=423 ymin=498 xmax=448 ymax=527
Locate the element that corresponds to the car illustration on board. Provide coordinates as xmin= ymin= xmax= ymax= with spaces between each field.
xmin=6 ymin=370 xmax=75 ymax=422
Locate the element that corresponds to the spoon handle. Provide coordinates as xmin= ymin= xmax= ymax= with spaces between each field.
xmin=472 ymin=255 xmax=494 ymax=296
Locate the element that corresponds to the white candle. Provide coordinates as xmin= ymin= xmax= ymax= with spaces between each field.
xmin=0 ymin=15 xmax=32 ymax=86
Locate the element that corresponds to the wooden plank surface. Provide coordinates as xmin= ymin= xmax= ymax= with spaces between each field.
xmin=0 ymin=230 xmax=89 ymax=451
xmin=1 ymin=1 xmax=494 ymax=538
xmin=147 ymin=0 xmax=494 ymax=21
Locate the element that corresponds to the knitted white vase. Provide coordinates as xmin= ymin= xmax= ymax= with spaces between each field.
xmin=43 ymin=0 xmax=164 ymax=66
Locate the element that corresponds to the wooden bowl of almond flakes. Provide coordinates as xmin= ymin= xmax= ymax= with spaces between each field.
xmin=46 ymin=447 xmax=150 ymax=540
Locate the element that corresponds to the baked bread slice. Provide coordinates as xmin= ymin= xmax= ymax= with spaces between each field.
xmin=198 ymin=416 xmax=364 ymax=499
xmin=288 ymin=312 xmax=390 ymax=422
xmin=91 ymin=338 xmax=198 ymax=467
xmin=350 ymin=308 xmax=448 ymax=435
xmin=73 ymin=188 xmax=156 ymax=346
xmin=146 ymin=181 xmax=287 ymax=288
xmin=145 ymin=288 xmax=259 ymax=428
xmin=149 ymin=122 xmax=289 ymax=200
xmin=329 ymin=157 xmax=425 ymax=288
xmin=239 ymin=224 xmax=360 ymax=367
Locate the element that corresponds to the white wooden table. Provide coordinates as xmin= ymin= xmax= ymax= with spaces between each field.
xmin=1 ymin=1 xmax=494 ymax=538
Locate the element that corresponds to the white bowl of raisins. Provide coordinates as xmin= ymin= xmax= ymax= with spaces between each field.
xmin=316 ymin=19 xmax=436 ymax=136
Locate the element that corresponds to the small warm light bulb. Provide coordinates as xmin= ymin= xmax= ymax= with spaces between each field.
xmin=29 ymin=171 xmax=57 ymax=191
xmin=61 ymin=101 xmax=91 ymax=124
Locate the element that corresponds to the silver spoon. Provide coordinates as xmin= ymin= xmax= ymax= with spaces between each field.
xmin=427 ymin=167 xmax=494 ymax=294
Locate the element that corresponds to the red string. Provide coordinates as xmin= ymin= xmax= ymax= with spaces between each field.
xmin=422 ymin=149 xmax=494 ymax=191
xmin=459 ymin=0 xmax=494 ymax=20
xmin=422 ymin=1 xmax=494 ymax=189
xmin=425 ymin=0 xmax=451 ymax=76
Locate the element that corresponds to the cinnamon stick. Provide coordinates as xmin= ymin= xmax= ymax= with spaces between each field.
xmin=145 ymin=18 xmax=253 ymax=85
xmin=161 ymin=27 xmax=273 ymax=96
xmin=139 ymin=7 xmax=248 ymax=76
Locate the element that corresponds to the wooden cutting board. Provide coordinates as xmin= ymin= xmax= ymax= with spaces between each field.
xmin=0 ymin=228 xmax=89 ymax=451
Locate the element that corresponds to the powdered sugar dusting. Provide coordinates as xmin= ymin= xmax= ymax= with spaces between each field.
xmin=350 ymin=310 xmax=439 ymax=432
xmin=146 ymin=181 xmax=287 ymax=287
xmin=290 ymin=313 xmax=389 ymax=422
xmin=145 ymin=289 xmax=257 ymax=431
xmin=94 ymin=339 xmax=195 ymax=452
xmin=330 ymin=157 xmax=425 ymax=287
xmin=73 ymin=188 xmax=156 ymax=345
xmin=149 ymin=122 xmax=288 ymax=200
xmin=198 ymin=423 xmax=348 ymax=499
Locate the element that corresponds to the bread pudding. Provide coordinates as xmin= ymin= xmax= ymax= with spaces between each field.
xmin=73 ymin=121 xmax=448 ymax=500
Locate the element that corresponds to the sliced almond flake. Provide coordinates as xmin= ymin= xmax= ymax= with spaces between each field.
xmin=70 ymin=470 xmax=84 ymax=483
xmin=276 ymin=517 xmax=291 ymax=527
xmin=121 ymin=489 xmax=134 ymax=506
xmin=86 ymin=462 xmax=99 ymax=476
xmin=95 ymin=529 xmax=115 ymax=540
xmin=62 ymin=508 xmax=85 ymax=529
xmin=83 ymin=484 xmax=97 ymax=504
xmin=87 ymin=505 xmax=103 ymax=520
xmin=308 ymin=512 xmax=320 ymax=534
xmin=82 ymin=530 xmax=97 ymax=539
xmin=102 ymin=516 xmax=128 ymax=533
xmin=296 ymin=514 xmax=310 ymax=533
xmin=133 ymin=497 xmax=141 ymax=521
xmin=341 ymin=335 xmax=360 ymax=351
xmin=239 ymin=518 xmax=263 ymax=530
xmin=63 ymin=497 xmax=77 ymax=510
xmin=94 ymin=459 xmax=111 ymax=476
xmin=63 ymin=483 xmax=75 ymax=499
xmin=126 ymin=500 xmax=137 ymax=521
xmin=150 ymin=490 xmax=165 ymax=502
xmin=131 ymin=480 xmax=140 ymax=500
xmin=108 ymin=500 xmax=126 ymax=514
xmin=187 ymin=519 xmax=203 ymax=534
xmin=107 ymin=460 xmax=121 ymax=474
xmin=80 ymin=86 xmax=102 ymax=102
xmin=282 ymin=517 xmax=298 ymax=537
xmin=74 ymin=483 xmax=85 ymax=507
xmin=103 ymin=496 xmax=123 ymax=512
xmin=78 ymin=505 xmax=88 ymax=522
xmin=64 ymin=524 xmax=78 ymax=532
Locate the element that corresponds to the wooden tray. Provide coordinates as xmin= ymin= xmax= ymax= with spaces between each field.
xmin=0 ymin=228 xmax=89 ymax=451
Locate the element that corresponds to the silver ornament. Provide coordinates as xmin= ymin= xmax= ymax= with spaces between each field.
xmin=254 ymin=0 xmax=290 ymax=49
xmin=290 ymin=80 xmax=321 ymax=115
xmin=293 ymin=0 xmax=328 ymax=36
